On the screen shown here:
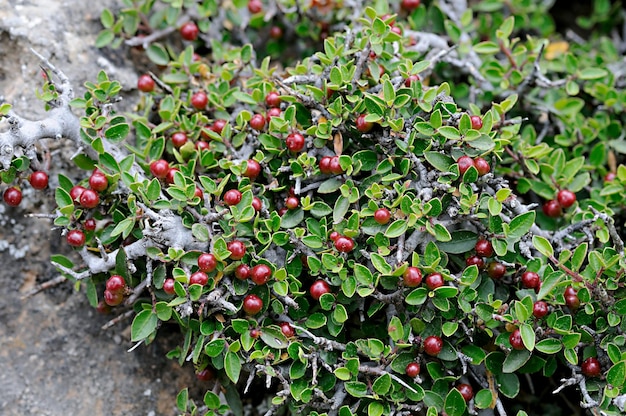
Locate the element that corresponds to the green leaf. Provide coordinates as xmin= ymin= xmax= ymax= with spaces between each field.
xmin=318 ymin=178 xmax=343 ymax=194
xmin=474 ymin=41 xmax=500 ymax=54
xmin=577 ymin=67 xmax=608 ymax=80
xmin=388 ymin=316 xmax=404 ymax=341
xmin=505 ymin=211 xmax=535 ymax=242
xmin=131 ymin=309 xmax=158 ymax=341
xmin=372 ymin=373 xmax=391 ymax=395
xmin=176 ymin=388 xmax=189 ymax=412
xmin=444 ymin=388 xmax=467 ymax=416
xmin=370 ymin=253 xmax=392 ymax=274
xmin=520 ymin=323 xmax=536 ymax=351
xmin=424 ymin=151 xmax=454 ymax=172
xmin=496 ymin=373 xmax=520 ymax=398
xmin=502 ymin=349 xmax=531 ymax=373
xmin=104 ymin=123 xmax=130 ymax=143
xmin=280 ymin=208 xmax=304 ymax=228
xmin=436 ymin=230 xmax=477 ymax=254
xmin=537 ymin=272 xmax=563 ymax=301
xmin=344 ymin=381 xmax=369 ymax=397
xmin=474 ymin=389 xmax=495 ymax=409
xmin=405 ymin=288 xmax=428 ymax=305
xmin=333 ymin=196 xmax=350 ymax=224
xmin=607 ymin=361 xmax=626 ymax=387
xmin=384 ymin=219 xmax=408 ymax=238
xmin=260 ymin=326 xmax=289 ymax=349
xmin=146 ymin=43 xmax=170 ymax=66
xmin=532 ymin=235 xmax=553 ymax=257
xmin=224 ymin=351 xmax=242 ymax=383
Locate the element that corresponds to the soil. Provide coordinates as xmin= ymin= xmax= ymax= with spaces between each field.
xmin=0 ymin=1 xmax=198 ymax=415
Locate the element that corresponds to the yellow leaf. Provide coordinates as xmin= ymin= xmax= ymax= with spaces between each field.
xmin=545 ymin=41 xmax=569 ymax=60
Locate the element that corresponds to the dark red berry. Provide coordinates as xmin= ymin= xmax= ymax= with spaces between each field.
xmin=198 ymin=253 xmax=217 ymax=273
xmin=150 ymin=159 xmax=169 ymax=179
xmin=196 ymin=368 xmax=214 ymax=381
xmin=249 ymin=113 xmax=266 ymax=131
xmin=286 ymin=132 xmax=305 ymax=152
xmin=401 ymin=0 xmax=420 ymax=11
xmin=3 ymin=187 xmax=22 ymax=206
xmin=29 ymin=171 xmax=49 ymax=190
xmin=425 ymin=272 xmax=444 ymax=290
xmin=235 ymin=264 xmax=250 ymax=280
xmin=250 ymin=264 xmax=272 ymax=285
xmin=265 ymin=92 xmax=281 ymax=108
xmin=266 ymin=107 xmax=281 ymax=121
xmin=470 ymin=115 xmax=483 ymax=130
xmin=355 ymin=114 xmax=373 ymax=133
xmin=280 ymin=322 xmax=295 ymax=338
xmin=80 ymin=189 xmax=99 ymax=209
xmin=89 ymin=173 xmax=108 ymax=192
xmin=509 ymin=329 xmax=524 ymax=350
xmin=487 ymin=262 xmax=506 ymax=279
xmin=457 ymin=156 xmax=474 ymax=175
xmin=565 ymin=294 xmax=580 ymax=310
xmin=70 ymin=185 xmax=86 ymax=202
xmin=457 ymin=384 xmax=474 ymax=402
xmin=252 ymin=197 xmax=262 ymax=211
xmin=521 ymin=271 xmax=540 ymax=289
xmin=329 ymin=156 xmax=343 ymax=174
xmin=334 ymin=236 xmax=355 ymax=253
xmin=405 ymin=362 xmax=420 ymax=378
xmin=402 ymin=267 xmax=423 ymax=287
xmin=565 ymin=286 xmax=578 ymax=297
xmin=191 ymin=91 xmax=208 ymax=110
xmin=189 ymin=271 xmax=209 ymax=286
xmin=66 ymin=230 xmax=86 ymax=247
xmin=310 ymin=280 xmax=331 ymax=300
xmin=475 ymin=239 xmax=493 ymax=257
xmin=194 ymin=187 xmax=203 ymax=199
xmin=423 ymin=335 xmax=443 ymax=356
xmin=84 ymin=218 xmax=97 ymax=231
xmin=180 ymin=22 xmax=199 ymax=41
xmin=285 ymin=196 xmax=299 ymax=210
xmin=374 ymin=208 xmax=391 ymax=225
xmin=404 ymin=74 xmax=420 ymax=87
xmin=269 ymin=26 xmax=283 ymax=39
xmin=137 ymin=74 xmax=155 ymax=92
xmin=227 ymin=240 xmax=246 ymax=260
xmin=224 ymin=189 xmax=242 ymax=206
xmin=196 ymin=141 xmax=209 ymax=151
xmin=171 ymin=132 xmax=188 ymax=148
xmin=465 ymin=255 xmax=484 ymax=269
xmin=247 ymin=0 xmax=263 ymax=13
xmin=104 ymin=289 xmax=123 ymax=306
xmin=243 ymin=294 xmax=263 ymax=315
xmin=533 ymin=301 xmax=549 ymax=318
xmin=165 ymin=168 xmax=179 ymax=185
xmin=581 ymin=357 xmax=602 ymax=377
xmin=543 ymin=200 xmax=562 ymax=218
xmin=163 ymin=278 xmax=176 ymax=295
xmin=210 ymin=119 xmax=227 ymax=134
xmin=319 ymin=156 xmax=333 ymax=174
xmin=473 ymin=157 xmax=490 ymax=176
xmin=329 ymin=231 xmax=340 ymax=242
xmin=244 ymin=159 xmax=261 ymax=180
xmin=557 ymin=189 xmax=576 ymax=209
xmin=106 ymin=275 xmax=126 ymax=294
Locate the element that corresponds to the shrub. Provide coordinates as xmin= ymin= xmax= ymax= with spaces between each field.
xmin=3 ymin=0 xmax=626 ymax=415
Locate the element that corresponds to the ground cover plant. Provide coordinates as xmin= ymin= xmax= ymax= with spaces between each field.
xmin=2 ymin=0 xmax=626 ymax=415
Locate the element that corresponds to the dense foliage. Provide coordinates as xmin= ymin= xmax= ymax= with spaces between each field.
xmin=3 ymin=0 xmax=626 ymax=415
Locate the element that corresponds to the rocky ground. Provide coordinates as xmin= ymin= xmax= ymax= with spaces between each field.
xmin=0 ymin=1 xmax=199 ymax=415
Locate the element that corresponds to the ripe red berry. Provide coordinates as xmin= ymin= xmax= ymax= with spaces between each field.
xmin=334 ymin=236 xmax=355 ymax=253
xmin=329 ymin=231 xmax=340 ymax=242
xmin=266 ymin=107 xmax=281 ymax=121
xmin=374 ymin=208 xmax=391 ymax=225
xmin=189 ymin=271 xmax=209 ymax=286
xmin=250 ymin=264 xmax=272 ymax=285
xmin=191 ymin=91 xmax=208 ymax=110
xmin=509 ymin=329 xmax=524 ymax=350
xmin=269 ymin=26 xmax=283 ymax=39
xmin=89 ymin=173 xmax=108 ymax=192
xmin=405 ymin=362 xmax=420 ymax=378
xmin=475 ymin=239 xmax=493 ymax=257
xmin=533 ymin=301 xmax=549 ymax=318
xmin=543 ymin=200 xmax=562 ymax=218
xmin=171 ymin=132 xmax=188 ymax=148
xmin=243 ymin=294 xmax=263 ymax=315
xmin=487 ymin=262 xmax=506 ymax=279
xmin=605 ymin=172 xmax=616 ymax=182
xmin=164 ymin=168 xmax=179 ymax=185
xmin=401 ymin=0 xmax=420 ymax=11
xmin=470 ymin=115 xmax=483 ymax=130
xmin=521 ymin=271 xmax=540 ymax=289
xmin=355 ymin=114 xmax=373 ymax=133
xmin=252 ymin=197 xmax=262 ymax=211
xmin=329 ymin=156 xmax=343 ymax=174
xmin=104 ymin=289 xmax=124 ymax=306
xmin=29 ymin=171 xmax=49 ymax=190
xmin=265 ymin=91 xmax=281 ymax=108
xmin=473 ymin=157 xmax=490 ymax=176
xmin=235 ymin=264 xmax=250 ymax=280
xmin=319 ymin=156 xmax=332 ymax=174
xmin=196 ymin=141 xmax=209 ymax=151
xmin=3 ymin=187 xmax=22 ymax=206
xmin=565 ymin=294 xmax=580 ymax=310
xmin=66 ymin=229 xmax=86 ymax=247
xmin=210 ymin=119 xmax=227 ymax=134
xmin=198 ymin=253 xmax=217 ymax=273
xmin=244 ymin=159 xmax=261 ymax=180
xmin=402 ymin=267 xmax=423 ymax=287
xmin=137 ymin=74 xmax=155 ymax=92
xmin=227 ymin=240 xmax=246 ymax=260
xmin=70 ymin=185 xmax=86 ymax=202
xmin=80 ymin=189 xmax=99 ymax=209
xmin=565 ymin=286 xmax=578 ymax=297
xmin=581 ymin=357 xmax=602 ymax=377
xmin=106 ymin=275 xmax=126 ymax=294
xmin=557 ymin=189 xmax=576 ymax=209
xmin=224 ymin=189 xmax=242 ymax=206
xmin=286 ymin=132 xmax=305 ymax=152
xmin=196 ymin=368 xmax=214 ymax=381
xmin=423 ymin=335 xmax=443 ymax=356
xmin=457 ymin=384 xmax=474 ymax=402
xmin=390 ymin=26 xmax=402 ymax=35
xmin=277 ymin=207 xmax=287 ymax=216
xmin=96 ymin=300 xmax=111 ymax=314
xmin=247 ymin=0 xmax=263 ymax=13
xmin=465 ymin=255 xmax=484 ymax=269
xmin=194 ymin=187 xmax=203 ymax=199
xmin=280 ymin=322 xmax=295 ymax=338
xmin=180 ymin=21 xmax=199 ymax=41
xmin=249 ymin=113 xmax=266 ymax=131
xmin=404 ymin=74 xmax=420 ymax=87
xmin=425 ymin=272 xmax=444 ymax=290
xmin=84 ymin=218 xmax=97 ymax=231
xmin=250 ymin=328 xmax=261 ymax=338
xmin=163 ymin=278 xmax=176 ymax=295
xmin=285 ymin=196 xmax=299 ymax=210
xmin=150 ymin=159 xmax=170 ymax=179
xmin=310 ymin=280 xmax=331 ymax=300
xmin=457 ymin=156 xmax=474 ymax=175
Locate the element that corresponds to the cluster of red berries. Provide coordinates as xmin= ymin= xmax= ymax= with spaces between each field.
xmin=542 ymin=189 xmax=576 ymax=218
xmin=319 ymin=155 xmax=344 ymax=175
xmin=65 ymin=170 xmax=109 ymax=247
xmin=402 ymin=266 xmax=445 ymax=290
xmin=329 ymin=232 xmax=355 ymax=252
xmin=2 ymin=170 xmax=49 ymax=207
xmin=104 ymin=275 xmax=126 ymax=306
xmin=457 ymin=155 xmax=490 ymax=176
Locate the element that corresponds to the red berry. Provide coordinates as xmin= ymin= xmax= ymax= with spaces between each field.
xmin=198 ymin=253 xmax=217 ymax=273
xmin=247 ymin=0 xmax=263 ymax=13
xmin=423 ymin=335 xmax=443 ymax=356
xmin=581 ymin=357 xmax=602 ymax=377
xmin=355 ymin=114 xmax=373 ymax=133
xmin=509 ymin=329 xmax=524 ymax=350
xmin=150 ymin=159 xmax=170 ymax=179
xmin=457 ymin=156 xmax=474 ymax=175
xmin=533 ymin=301 xmax=549 ymax=318
xmin=194 ymin=187 xmax=203 ymax=199
xmin=165 ymin=168 xmax=179 ymax=185
xmin=250 ymin=328 xmax=261 ymax=338
xmin=171 ymin=132 xmax=188 ymax=148
xmin=244 ymin=159 xmax=261 ymax=180
xmin=243 ymin=294 xmax=263 ymax=315
xmin=278 ymin=207 xmax=287 ymax=216
xmin=137 ymin=74 xmax=155 ymax=92
xmin=487 ymin=262 xmax=506 ymax=279
xmin=89 ymin=173 xmax=108 ymax=192
xmin=80 ymin=189 xmax=99 ymax=209
xmin=475 ymin=239 xmax=493 ymax=257
xmin=405 ymin=362 xmax=420 ymax=378
xmin=565 ymin=294 xmax=580 ymax=310
xmin=390 ymin=26 xmax=402 ymax=35
xmin=329 ymin=231 xmax=340 ymax=242
xmin=543 ymin=200 xmax=562 ymax=218
xmin=266 ymin=107 xmax=281 ymax=121
xmin=425 ymin=272 xmax=444 ymax=290
xmin=286 ymin=132 xmax=305 ymax=152
xmin=96 ymin=300 xmax=111 ymax=314
xmin=310 ymin=279 xmax=331 ymax=300
xmin=465 ymin=255 xmax=484 ymax=269
xmin=106 ymin=275 xmax=126 ymax=293
xmin=252 ymin=197 xmax=262 ymax=211
xmin=473 ymin=157 xmax=490 ymax=176
xmin=521 ymin=271 xmax=540 ymax=289
xmin=404 ymin=74 xmax=420 ymax=87
xmin=249 ymin=113 xmax=266 ymax=131
xmin=402 ymin=267 xmax=423 ymax=287
xmin=196 ymin=141 xmax=209 ymax=151
xmin=84 ymin=218 xmax=97 ymax=231
xmin=470 ymin=115 xmax=483 ymax=130
xmin=319 ymin=156 xmax=333 ymax=174
xmin=250 ymin=264 xmax=272 ymax=285
xmin=565 ymin=286 xmax=578 ymax=297
xmin=196 ymin=368 xmax=214 ymax=381
xmin=227 ymin=240 xmax=246 ymax=260
xmin=29 ymin=171 xmax=49 ymax=190
xmin=224 ymin=189 xmax=242 ymax=206
xmin=210 ymin=119 xmax=227 ymax=134
xmin=457 ymin=384 xmax=474 ymax=402
xmin=285 ymin=196 xmax=299 ymax=210
xmin=374 ymin=208 xmax=391 ymax=225
xmin=3 ymin=187 xmax=22 ymax=206
xmin=269 ymin=26 xmax=283 ymax=39
xmin=280 ymin=322 xmax=295 ymax=338
xmin=401 ymin=0 xmax=420 ymax=11
xmin=180 ymin=21 xmax=199 ymax=41
xmin=70 ymin=185 xmax=86 ymax=202
xmin=189 ymin=271 xmax=209 ymax=286
xmin=265 ymin=91 xmax=281 ymax=108
xmin=557 ymin=189 xmax=576 ymax=209
xmin=104 ymin=289 xmax=124 ymax=306
xmin=66 ymin=230 xmax=86 ymax=247
xmin=235 ymin=264 xmax=250 ymax=280
xmin=329 ymin=156 xmax=343 ymax=174
xmin=163 ymin=278 xmax=176 ymax=295
xmin=191 ymin=91 xmax=208 ymax=110
xmin=605 ymin=172 xmax=616 ymax=182
xmin=334 ymin=236 xmax=355 ymax=253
